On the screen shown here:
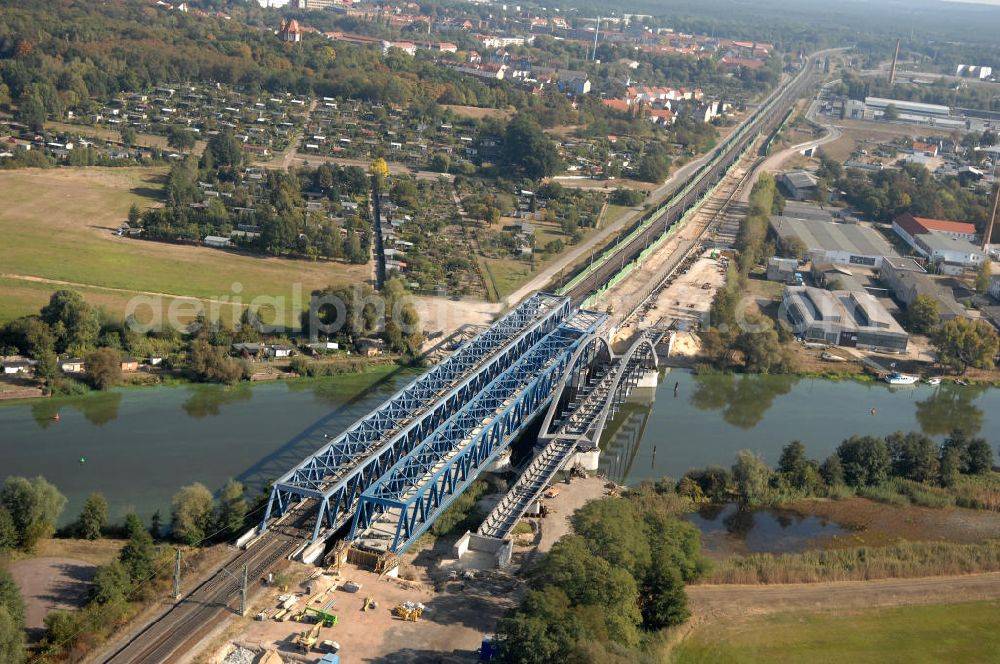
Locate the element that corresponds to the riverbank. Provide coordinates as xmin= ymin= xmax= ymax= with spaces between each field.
xmin=0 ymin=360 xmax=405 ymax=406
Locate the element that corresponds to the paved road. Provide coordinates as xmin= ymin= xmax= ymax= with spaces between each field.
xmin=739 ymin=77 xmax=844 ymax=203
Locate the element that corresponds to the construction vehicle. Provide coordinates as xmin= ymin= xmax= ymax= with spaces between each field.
xmin=304 ymin=606 xmax=338 ymax=627
xmin=295 ymin=622 xmax=322 ymax=652
xmin=392 ymin=602 xmax=424 ymax=621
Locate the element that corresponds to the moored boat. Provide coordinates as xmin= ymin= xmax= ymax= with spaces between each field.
xmin=884 ymin=372 xmax=919 ymax=385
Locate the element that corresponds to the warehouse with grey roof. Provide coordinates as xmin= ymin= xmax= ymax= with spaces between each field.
xmin=770 ymin=204 xmax=899 ymax=268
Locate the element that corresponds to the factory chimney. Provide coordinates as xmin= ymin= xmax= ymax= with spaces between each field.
xmin=888 ymin=38 xmax=901 ymax=86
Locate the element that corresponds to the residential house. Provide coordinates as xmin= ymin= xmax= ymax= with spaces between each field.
xmin=60 ymin=358 xmax=86 ymax=373
xmin=120 ymin=357 xmax=140 ymax=372
xmin=203 ymin=235 xmax=232 ymax=249
xmin=358 ymin=338 xmax=385 ymax=357
xmin=269 ymin=345 xmax=295 ymax=358
xmin=2 ymin=360 xmax=34 ymax=375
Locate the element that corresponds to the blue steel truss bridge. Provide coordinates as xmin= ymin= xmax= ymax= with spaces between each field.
xmin=263 ymin=293 xmax=574 ymax=543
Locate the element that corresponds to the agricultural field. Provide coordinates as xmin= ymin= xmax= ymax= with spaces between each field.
xmin=673 ymin=600 xmax=1000 ymax=664
xmin=0 ymin=167 xmax=366 ymax=326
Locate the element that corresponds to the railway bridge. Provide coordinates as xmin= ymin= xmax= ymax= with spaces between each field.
xmin=258 ymin=293 xmax=643 ymax=558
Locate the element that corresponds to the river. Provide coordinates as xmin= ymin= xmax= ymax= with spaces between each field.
xmin=2 ymin=367 xmax=997 ymax=528
xmin=598 ymin=369 xmax=1000 ymax=485
xmin=0 ymin=367 xmax=415 ymax=526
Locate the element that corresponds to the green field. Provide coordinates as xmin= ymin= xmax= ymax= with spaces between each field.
xmin=0 ymin=167 xmax=366 ymax=326
xmin=600 ymin=204 xmax=633 ymax=229
xmin=673 ymin=601 xmax=1000 ymax=664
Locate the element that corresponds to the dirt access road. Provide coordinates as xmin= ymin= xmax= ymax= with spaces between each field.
xmin=688 ymin=573 xmax=1000 ymax=625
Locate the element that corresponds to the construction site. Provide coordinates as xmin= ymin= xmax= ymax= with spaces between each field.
xmin=205 ymin=477 xmax=612 ymax=664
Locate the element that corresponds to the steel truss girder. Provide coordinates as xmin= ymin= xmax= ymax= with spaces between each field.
xmin=349 ymin=311 xmax=607 ymax=553
xmin=262 ymin=293 xmax=570 ymax=539
xmin=473 ymin=330 xmax=662 ymax=541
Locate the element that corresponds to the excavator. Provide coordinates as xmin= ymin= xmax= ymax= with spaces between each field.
xmin=295 ymin=622 xmax=322 ymax=652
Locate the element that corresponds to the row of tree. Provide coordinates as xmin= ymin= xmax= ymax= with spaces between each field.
xmin=681 ymin=430 xmax=995 ymax=508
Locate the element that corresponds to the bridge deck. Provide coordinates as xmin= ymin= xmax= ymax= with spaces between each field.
xmin=477 ymin=330 xmax=663 ymax=541
xmin=264 ymin=293 xmax=571 ymax=540
xmin=349 ymin=310 xmax=606 ymax=554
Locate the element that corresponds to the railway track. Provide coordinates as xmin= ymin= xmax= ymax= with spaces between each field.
xmin=558 ymin=53 xmax=824 ymax=307
xmin=100 ymin=506 xmax=314 ymax=664
xmin=611 ymin=154 xmax=760 ymax=327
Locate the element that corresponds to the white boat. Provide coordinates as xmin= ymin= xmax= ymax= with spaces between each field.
xmin=884 ymin=372 xmax=919 ymax=385
xmin=926 ymin=377 xmax=942 ymax=386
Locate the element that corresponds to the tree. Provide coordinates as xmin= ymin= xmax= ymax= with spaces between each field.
xmin=15 ymin=93 xmax=46 ymax=132
xmin=782 ymin=235 xmax=808 ymax=260
xmin=966 ymin=437 xmax=994 ymax=475
xmin=886 ymin=431 xmax=939 ymax=483
xmin=91 ymin=560 xmax=131 ymax=605
xmin=639 ymin=561 xmax=689 ymax=630
xmin=0 ymin=476 xmax=67 ymax=551
xmin=77 ymin=492 xmax=108 ymax=540
xmin=502 ymin=113 xmax=562 ymax=179
xmin=119 ymin=515 xmax=156 ymax=582
xmin=120 ymin=126 xmax=137 ymax=147
xmin=430 ymin=153 xmax=450 ymax=173
xmin=171 ymin=483 xmax=214 ymax=545
xmin=0 ymin=568 xmax=25 ymax=664
xmin=777 ymin=440 xmax=819 ymax=491
xmin=166 ymin=125 xmax=196 ymax=151
xmin=636 ymin=151 xmax=671 ymax=184
xmin=939 ymin=444 xmax=962 ymax=488
xmin=188 ymin=340 xmax=243 ymax=384
xmin=214 ymin=479 xmax=247 ymax=537
xmin=907 ymin=294 xmax=940 ymax=334
xmin=496 ymin=588 xmax=588 ymax=664
xmin=203 ymin=129 xmax=243 ymax=169
xmin=40 ymin=290 xmax=99 ymax=354
xmin=732 ymin=450 xmax=772 ymax=506
xmin=836 ymin=436 xmax=889 ymax=487
xmin=0 ymin=507 xmax=16 ymax=551
xmin=975 ymin=260 xmax=992 ymax=294
xmin=883 ymin=103 xmax=899 ymax=121
xmin=820 ymin=454 xmax=845 ymax=486
xmin=85 ymin=348 xmax=122 ymax=390
xmin=369 ymin=157 xmax=389 ymax=184
xmin=127 ymin=203 xmax=141 ymax=226
xmin=931 ymin=318 xmax=1000 ymax=373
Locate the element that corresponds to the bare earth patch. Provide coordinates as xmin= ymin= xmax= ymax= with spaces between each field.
xmin=8 ymin=557 xmax=97 ymax=640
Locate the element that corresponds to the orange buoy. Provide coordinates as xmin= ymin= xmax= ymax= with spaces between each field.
xmin=52 ymin=413 xmax=60 ymax=421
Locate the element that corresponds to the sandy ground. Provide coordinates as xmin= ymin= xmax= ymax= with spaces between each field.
xmin=219 ymin=562 xmax=514 ymax=663
xmin=616 ymin=250 xmax=729 ymax=340
xmin=528 ymin=476 xmax=609 ymax=555
xmin=412 ymin=296 xmax=502 ymax=346
xmin=8 ymin=557 xmax=97 ymax=639
xmin=688 ymin=573 xmax=1000 ymax=626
